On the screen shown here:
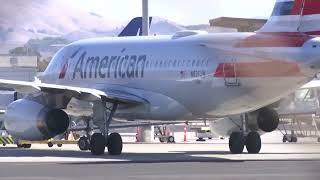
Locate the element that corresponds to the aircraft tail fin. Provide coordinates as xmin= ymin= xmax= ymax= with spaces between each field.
xmin=258 ymin=0 xmax=320 ymax=35
xmin=118 ymin=17 xmax=153 ymax=37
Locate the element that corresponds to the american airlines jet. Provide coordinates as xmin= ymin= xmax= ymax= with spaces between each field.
xmin=1 ymin=0 xmax=320 ymax=155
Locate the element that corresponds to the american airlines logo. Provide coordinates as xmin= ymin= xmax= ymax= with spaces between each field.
xmin=71 ymin=49 xmax=146 ymax=80
xmin=59 ymin=48 xmax=82 ymax=79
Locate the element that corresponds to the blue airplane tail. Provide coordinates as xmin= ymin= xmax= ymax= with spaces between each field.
xmin=118 ymin=17 xmax=153 ymax=37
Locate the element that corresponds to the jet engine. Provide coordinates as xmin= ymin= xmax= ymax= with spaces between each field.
xmin=257 ymin=108 xmax=279 ymax=132
xmin=4 ymin=99 xmax=69 ymax=140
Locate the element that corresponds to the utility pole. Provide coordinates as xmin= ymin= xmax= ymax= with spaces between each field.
xmin=142 ymin=0 xmax=149 ymax=36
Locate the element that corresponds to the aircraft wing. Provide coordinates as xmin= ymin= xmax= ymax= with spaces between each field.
xmin=0 ymin=79 xmax=146 ymax=104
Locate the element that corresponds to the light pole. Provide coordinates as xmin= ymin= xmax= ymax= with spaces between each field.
xmin=142 ymin=0 xmax=149 ymax=36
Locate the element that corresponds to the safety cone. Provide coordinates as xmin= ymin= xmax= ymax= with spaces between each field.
xmin=136 ymin=127 xmax=140 ymax=143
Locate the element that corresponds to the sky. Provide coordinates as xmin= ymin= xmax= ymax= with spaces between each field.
xmin=70 ymin=0 xmax=277 ymax=25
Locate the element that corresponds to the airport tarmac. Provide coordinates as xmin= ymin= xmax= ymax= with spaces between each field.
xmin=0 ymin=141 xmax=319 ymax=180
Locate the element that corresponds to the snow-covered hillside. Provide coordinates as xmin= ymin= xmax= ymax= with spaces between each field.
xmin=0 ymin=0 xmax=209 ymax=43
xmin=0 ymin=0 xmax=115 ymax=43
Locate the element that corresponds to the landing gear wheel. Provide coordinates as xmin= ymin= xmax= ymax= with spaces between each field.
xmin=159 ymin=137 xmax=165 ymax=143
xmin=107 ymin=133 xmax=123 ymax=155
xmin=282 ymin=135 xmax=287 ymax=143
xmin=17 ymin=144 xmax=24 ymax=148
xmin=291 ymin=136 xmax=298 ymax=143
xmin=229 ymin=132 xmax=245 ymax=154
xmin=167 ymin=136 xmax=175 ymax=143
xmin=90 ymin=133 xmax=106 ymax=155
xmin=245 ymin=131 xmax=261 ymax=154
xmin=23 ymin=144 xmax=31 ymax=149
xmin=48 ymin=142 xmax=53 ymax=147
xmin=78 ymin=136 xmax=90 ymax=151
xmin=2 ymin=144 xmax=6 ymax=146
xmin=57 ymin=144 xmax=62 ymax=147
xmin=196 ymin=138 xmax=206 ymax=142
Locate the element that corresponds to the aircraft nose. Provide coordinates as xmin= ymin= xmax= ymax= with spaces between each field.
xmin=299 ymin=38 xmax=320 ymax=76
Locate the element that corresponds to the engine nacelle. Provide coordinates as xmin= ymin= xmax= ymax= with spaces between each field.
xmin=4 ymin=99 xmax=69 ymax=140
xmin=257 ymin=108 xmax=279 ymax=132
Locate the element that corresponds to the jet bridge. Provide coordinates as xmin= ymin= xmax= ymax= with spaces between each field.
xmin=276 ymin=87 xmax=320 ymax=143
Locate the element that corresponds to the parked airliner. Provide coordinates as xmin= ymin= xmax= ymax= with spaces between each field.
xmin=1 ymin=0 xmax=320 ymax=155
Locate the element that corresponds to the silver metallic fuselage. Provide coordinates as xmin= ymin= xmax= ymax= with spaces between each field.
xmin=42 ymin=32 xmax=320 ymax=121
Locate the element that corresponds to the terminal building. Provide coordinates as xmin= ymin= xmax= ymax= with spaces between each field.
xmin=0 ymin=54 xmax=37 ymax=128
xmin=0 ymin=54 xmax=37 ymax=82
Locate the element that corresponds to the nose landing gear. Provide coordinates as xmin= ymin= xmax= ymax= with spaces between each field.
xmin=76 ymin=102 xmax=123 ymax=156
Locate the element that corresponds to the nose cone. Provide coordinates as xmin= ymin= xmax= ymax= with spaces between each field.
xmin=299 ymin=38 xmax=320 ymax=77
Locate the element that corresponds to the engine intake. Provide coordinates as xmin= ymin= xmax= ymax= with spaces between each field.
xmin=4 ymin=99 xmax=69 ymax=140
xmin=257 ymin=108 xmax=279 ymax=132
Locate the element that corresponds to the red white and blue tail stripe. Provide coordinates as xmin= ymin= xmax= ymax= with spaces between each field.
xmin=259 ymin=0 xmax=320 ymax=35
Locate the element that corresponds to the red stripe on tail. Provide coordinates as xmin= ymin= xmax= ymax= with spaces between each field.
xmin=303 ymin=0 xmax=320 ymax=15
xmin=235 ymin=32 xmax=312 ymax=48
xmin=291 ymin=0 xmax=304 ymax=15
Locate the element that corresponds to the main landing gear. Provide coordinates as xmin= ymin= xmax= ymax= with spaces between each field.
xmin=282 ymin=134 xmax=298 ymax=143
xmin=77 ymin=102 xmax=123 ymax=156
xmin=229 ymin=114 xmax=262 ymax=154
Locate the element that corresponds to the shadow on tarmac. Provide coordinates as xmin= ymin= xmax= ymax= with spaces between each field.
xmin=0 ymin=146 xmax=320 ymax=165
xmin=0 ymin=146 xmax=239 ymax=163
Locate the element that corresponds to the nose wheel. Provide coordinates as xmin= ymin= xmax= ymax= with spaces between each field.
xmin=83 ymin=102 xmax=123 ymax=156
xmin=90 ymin=133 xmax=106 ymax=155
xmin=107 ymin=133 xmax=123 ymax=155
xmin=89 ymin=132 xmax=123 ymax=155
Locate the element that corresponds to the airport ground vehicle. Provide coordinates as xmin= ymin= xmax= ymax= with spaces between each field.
xmin=276 ymin=82 xmax=320 ymax=143
xmin=0 ymin=130 xmax=15 ymax=146
xmin=154 ymin=125 xmax=175 ymax=143
xmin=195 ymin=127 xmax=213 ymax=141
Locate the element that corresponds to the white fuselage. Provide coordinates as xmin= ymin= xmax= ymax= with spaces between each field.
xmin=42 ymin=32 xmax=320 ymax=121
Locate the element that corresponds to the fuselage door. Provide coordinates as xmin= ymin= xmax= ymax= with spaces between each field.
xmin=223 ymin=58 xmax=241 ymax=87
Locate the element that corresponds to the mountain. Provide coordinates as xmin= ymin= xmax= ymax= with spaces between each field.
xmin=0 ymin=0 xmax=210 ymax=54
xmin=0 ymin=0 xmax=115 ymax=43
xmin=149 ymin=17 xmax=186 ymax=35
xmin=63 ymin=17 xmax=188 ymax=41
